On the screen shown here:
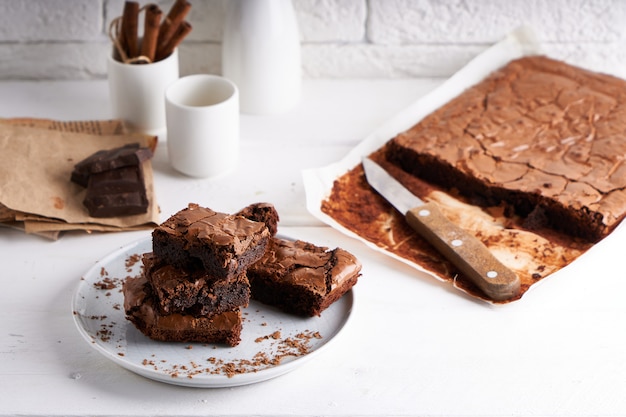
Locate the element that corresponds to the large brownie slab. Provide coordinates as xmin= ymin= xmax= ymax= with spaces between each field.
xmin=387 ymin=55 xmax=626 ymax=242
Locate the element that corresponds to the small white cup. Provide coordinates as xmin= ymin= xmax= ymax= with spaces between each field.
xmin=165 ymin=74 xmax=239 ymax=178
xmin=107 ymin=49 xmax=179 ymax=135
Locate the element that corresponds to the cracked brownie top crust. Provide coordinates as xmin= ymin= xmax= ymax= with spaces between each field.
xmin=152 ymin=203 xmax=270 ymax=278
xmin=387 ymin=55 xmax=626 ymax=242
xmin=247 ymin=237 xmax=361 ymax=316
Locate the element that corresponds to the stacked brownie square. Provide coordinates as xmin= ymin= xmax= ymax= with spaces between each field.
xmin=123 ymin=204 xmax=271 ymax=346
xmin=124 ymin=202 xmax=362 ymax=346
xmin=247 ymin=238 xmax=362 ymax=317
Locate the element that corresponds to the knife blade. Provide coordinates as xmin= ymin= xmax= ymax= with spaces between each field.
xmin=362 ymin=158 xmax=520 ymax=301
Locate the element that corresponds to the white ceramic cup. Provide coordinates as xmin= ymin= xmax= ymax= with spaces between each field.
xmin=165 ymin=74 xmax=240 ymax=178
xmin=107 ymin=49 xmax=179 ymax=135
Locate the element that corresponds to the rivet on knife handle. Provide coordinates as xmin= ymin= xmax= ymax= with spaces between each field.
xmin=405 ymin=202 xmax=520 ymax=301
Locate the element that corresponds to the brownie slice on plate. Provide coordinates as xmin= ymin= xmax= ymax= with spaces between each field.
xmin=248 ymin=237 xmax=361 ymax=317
xmin=141 ymin=252 xmax=250 ymax=316
xmin=235 ymin=202 xmax=280 ymax=236
xmin=152 ymin=203 xmax=270 ymax=278
xmin=123 ymin=274 xmax=242 ymax=346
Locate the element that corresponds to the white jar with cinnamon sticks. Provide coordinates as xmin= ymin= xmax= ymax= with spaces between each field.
xmin=222 ymin=0 xmax=301 ymax=115
xmin=106 ymin=1 xmax=192 ymax=135
xmin=107 ymin=48 xmax=179 ymax=135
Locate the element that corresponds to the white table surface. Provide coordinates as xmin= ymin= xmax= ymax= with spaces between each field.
xmin=2 ymin=79 xmax=626 ymax=417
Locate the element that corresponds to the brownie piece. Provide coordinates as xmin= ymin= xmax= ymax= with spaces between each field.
xmin=123 ymin=275 xmax=242 ymax=346
xmin=83 ymin=165 xmax=148 ymax=217
xmin=71 ymin=142 xmax=152 ymax=187
xmin=142 ymin=253 xmax=250 ymax=316
xmin=152 ymin=204 xmax=270 ymax=278
xmin=386 ymin=55 xmax=626 ymax=242
xmin=247 ymin=237 xmax=361 ymax=316
xmin=235 ymin=202 xmax=280 ymax=236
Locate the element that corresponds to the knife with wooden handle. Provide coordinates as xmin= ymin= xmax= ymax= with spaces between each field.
xmin=362 ymin=158 xmax=520 ymax=301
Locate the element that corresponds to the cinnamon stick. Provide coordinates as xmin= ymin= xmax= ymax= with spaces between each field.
xmin=155 ymin=20 xmax=192 ymax=62
xmin=121 ymin=1 xmax=140 ymax=59
xmin=156 ymin=0 xmax=191 ymax=54
xmin=140 ymin=4 xmax=162 ymax=62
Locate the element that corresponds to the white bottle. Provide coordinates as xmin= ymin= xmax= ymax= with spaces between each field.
xmin=222 ymin=0 xmax=301 ymax=115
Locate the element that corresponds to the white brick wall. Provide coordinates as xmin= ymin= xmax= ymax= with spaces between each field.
xmin=0 ymin=0 xmax=624 ymax=80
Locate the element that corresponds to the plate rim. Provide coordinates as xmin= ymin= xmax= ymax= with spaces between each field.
xmin=71 ymin=235 xmax=356 ymax=388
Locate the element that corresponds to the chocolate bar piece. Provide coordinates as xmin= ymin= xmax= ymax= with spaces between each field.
xmin=87 ymin=165 xmax=145 ymax=194
xmin=71 ymin=143 xmax=152 ymax=187
xmin=83 ymin=191 xmax=148 ymax=217
xmin=83 ymin=165 xmax=148 ymax=217
xmin=71 ymin=143 xmax=153 ymax=218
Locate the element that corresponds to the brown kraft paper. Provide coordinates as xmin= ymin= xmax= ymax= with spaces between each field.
xmin=0 ymin=119 xmax=159 ymax=237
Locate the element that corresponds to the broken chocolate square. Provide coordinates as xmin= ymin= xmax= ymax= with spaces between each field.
xmin=71 ymin=143 xmax=152 ymax=187
xmin=71 ymin=143 xmax=153 ymax=217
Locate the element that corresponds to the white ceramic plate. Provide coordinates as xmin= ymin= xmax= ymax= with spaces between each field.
xmin=72 ymin=236 xmax=355 ymax=388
